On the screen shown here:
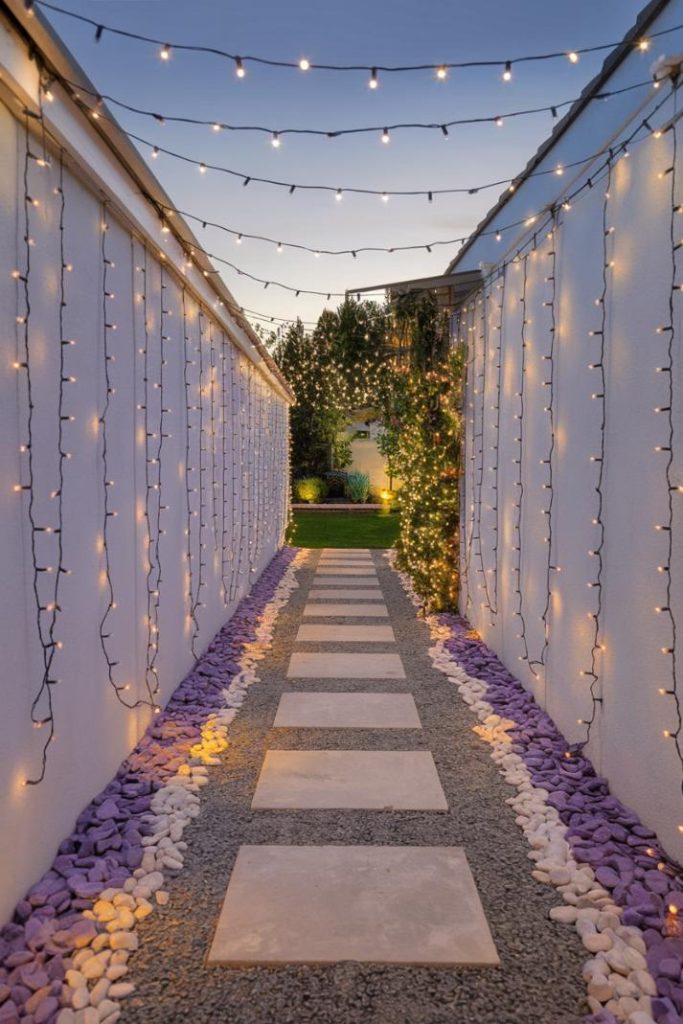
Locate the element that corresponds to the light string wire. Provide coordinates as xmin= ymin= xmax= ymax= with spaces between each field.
xmin=462 ymin=302 xmax=478 ymax=615
xmin=140 ymin=245 xmax=160 ymax=705
xmin=58 ymin=69 xmax=656 ymax=141
xmin=490 ymin=265 xmax=507 ymax=618
xmin=475 ymin=80 xmax=680 ymax=294
xmin=121 ymin=86 xmax=680 ymax=303
xmin=219 ymin=329 xmax=230 ymax=603
xmin=578 ymin=155 xmax=613 ymax=743
xmin=98 ymin=201 xmax=125 ymax=703
xmin=208 ymin=319 xmax=219 ymax=548
xmin=181 ymin=285 xmax=199 ymax=645
xmin=512 ymin=251 xmax=532 ymax=666
xmin=190 ymin=307 xmax=207 ymax=659
xmin=17 ymin=113 xmax=57 ymax=783
xmin=32 ymin=0 xmax=677 ymax=78
xmin=659 ymin=86 xmax=683 ymax=799
xmin=228 ymin=343 xmax=240 ymax=604
xmin=129 ymin=121 xmax=663 ymax=204
xmin=531 ymin=212 xmax=559 ymax=679
xmin=471 ymin=287 xmax=496 ymax=615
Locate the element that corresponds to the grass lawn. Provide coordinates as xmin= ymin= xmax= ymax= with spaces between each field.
xmin=287 ymin=511 xmax=399 ymax=548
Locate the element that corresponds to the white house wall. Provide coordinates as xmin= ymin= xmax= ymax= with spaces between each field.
xmin=0 ymin=61 xmax=289 ymax=920
xmin=457 ymin=48 xmax=683 ymax=862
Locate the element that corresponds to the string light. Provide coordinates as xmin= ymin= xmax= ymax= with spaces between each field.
xmin=61 ymin=68 xmax=656 ymax=144
xmin=35 ymin=1 xmax=683 ymax=81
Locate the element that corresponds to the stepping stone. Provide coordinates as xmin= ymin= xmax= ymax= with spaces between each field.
xmin=288 ymin=652 xmax=403 ymax=678
xmin=251 ymin=751 xmax=447 ymax=809
xmin=309 ymin=577 xmax=380 ymax=587
xmin=207 ymin=845 xmax=498 ymax=966
xmin=303 ymin=603 xmax=388 ymax=618
xmin=308 ymin=589 xmax=383 ymax=600
xmin=318 ymin=560 xmax=374 ymax=567
xmin=295 ymin=624 xmax=395 ymax=643
xmin=322 ymin=548 xmax=370 ymax=554
xmin=273 ymin=692 xmax=421 ymax=729
xmin=316 ymin=568 xmax=377 ymax=576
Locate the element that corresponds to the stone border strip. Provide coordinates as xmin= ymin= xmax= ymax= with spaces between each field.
xmin=0 ymin=547 xmax=305 ymax=1024
xmin=386 ymin=551 xmax=678 ymax=1024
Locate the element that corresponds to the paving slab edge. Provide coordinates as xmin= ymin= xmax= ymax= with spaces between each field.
xmin=0 ymin=546 xmax=305 ymax=1024
xmin=385 ymin=550 xmax=679 ymax=1024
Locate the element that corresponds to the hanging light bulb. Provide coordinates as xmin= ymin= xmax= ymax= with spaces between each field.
xmin=199 ymin=163 xmax=207 ymax=174
xmin=271 ymin=131 xmax=281 ymax=148
xmin=235 ymin=57 xmax=246 ymax=78
xmin=298 ymin=58 xmax=311 ymax=71
xmin=335 ymin=189 xmax=343 ymax=201
xmin=369 ymin=67 xmax=379 ymax=89
xmin=436 ymin=65 xmax=447 ymax=80
xmin=160 ymin=44 xmax=171 ymax=61
xmin=502 ymin=61 xmax=512 ymax=81
xmin=381 ymin=192 xmax=389 ymax=202
xmin=567 ymin=51 xmax=579 ymax=64
xmin=495 ymin=116 xmax=504 ymax=127
xmin=151 ymin=146 xmax=159 ymax=159
xmin=381 ymin=127 xmax=390 ymax=144
xmin=276 ymin=242 xmax=283 ymax=253
xmin=638 ymin=38 xmax=651 ymax=51
xmin=236 ymin=234 xmax=242 ymax=244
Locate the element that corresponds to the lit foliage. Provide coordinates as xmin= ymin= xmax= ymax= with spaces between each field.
xmin=271 ymin=298 xmax=388 ymax=478
xmin=379 ymin=294 xmax=466 ymax=611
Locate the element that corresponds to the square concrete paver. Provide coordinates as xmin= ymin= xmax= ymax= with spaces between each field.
xmin=273 ymin=692 xmax=421 ymax=729
xmin=316 ymin=568 xmax=377 ymax=576
xmin=287 ymin=652 xmax=404 ymax=678
xmin=318 ymin=561 xmax=374 ymax=568
xmin=322 ymin=549 xmax=370 ymax=554
xmin=208 ymin=843 xmax=497 ymax=962
xmin=308 ymin=589 xmax=383 ymax=600
xmin=208 ymin=845 xmax=498 ymax=966
xmin=295 ymin=624 xmax=395 ymax=643
xmin=303 ymin=603 xmax=388 ymax=618
xmin=251 ymin=751 xmax=446 ymax=809
xmin=308 ymin=577 xmax=380 ymax=588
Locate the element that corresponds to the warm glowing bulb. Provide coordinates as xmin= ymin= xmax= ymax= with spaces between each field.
xmin=271 ymin=132 xmax=281 ymax=148
xmin=436 ymin=65 xmax=447 ymax=80
xmin=381 ymin=128 xmax=390 ymax=144
xmin=212 ymin=122 xmax=221 ymax=132
xmin=568 ymin=51 xmax=579 ymax=64
xmin=369 ymin=68 xmax=379 ymax=89
xmin=502 ymin=61 xmax=512 ymax=81
xmin=235 ymin=57 xmax=245 ymax=78
xmin=298 ymin=58 xmax=310 ymax=71
xmin=495 ymin=116 xmax=504 ymax=128
xmin=160 ymin=44 xmax=171 ymax=61
xmin=638 ymin=38 xmax=651 ymax=51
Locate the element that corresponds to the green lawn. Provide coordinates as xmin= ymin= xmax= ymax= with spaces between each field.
xmin=287 ymin=511 xmax=399 ymax=548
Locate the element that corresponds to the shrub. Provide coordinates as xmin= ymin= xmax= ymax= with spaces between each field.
xmin=345 ymin=472 xmax=370 ymax=504
xmin=294 ymin=477 xmax=328 ymax=504
xmin=324 ymin=470 xmax=349 ymax=498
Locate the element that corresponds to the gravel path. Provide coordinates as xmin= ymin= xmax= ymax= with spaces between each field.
xmin=120 ymin=550 xmax=588 ymax=1024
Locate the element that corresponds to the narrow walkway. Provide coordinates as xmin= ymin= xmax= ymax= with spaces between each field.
xmin=122 ymin=550 xmax=587 ymax=1024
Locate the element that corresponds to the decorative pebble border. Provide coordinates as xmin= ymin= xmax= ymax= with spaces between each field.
xmin=0 ymin=547 xmax=303 ymax=1024
xmin=387 ymin=552 xmax=683 ymax=1024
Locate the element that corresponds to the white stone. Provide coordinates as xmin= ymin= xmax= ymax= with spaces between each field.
xmin=308 ymin=589 xmax=383 ymax=600
xmin=549 ymin=905 xmax=578 ymax=924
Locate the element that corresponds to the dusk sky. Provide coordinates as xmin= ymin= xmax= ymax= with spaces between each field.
xmin=42 ymin=0 xmax=649 ymax=330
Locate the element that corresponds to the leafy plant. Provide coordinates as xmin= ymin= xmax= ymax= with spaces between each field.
xmin=332 ymin=434 xmax=353 ymax=470
xmin=294 ymin=477 xmax=328 ymax=504
xmin=377 ymin=293 xmax=465 ymax=611
xmin=345 ymin=471 xmax=370 ymax=504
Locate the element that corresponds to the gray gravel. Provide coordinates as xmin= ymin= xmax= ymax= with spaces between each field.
xmin=121 ymin=550 xmax=588 ymax=1024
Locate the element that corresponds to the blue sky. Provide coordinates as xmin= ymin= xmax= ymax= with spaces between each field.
xmin=42 ymin=0 xmax=650 ymax=328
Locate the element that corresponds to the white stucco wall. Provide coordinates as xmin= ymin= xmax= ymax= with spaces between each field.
xmin=0 ymin=18 xmax=290 ymax=922
xmin=456 ymin=6 xmax=683 ymax=862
